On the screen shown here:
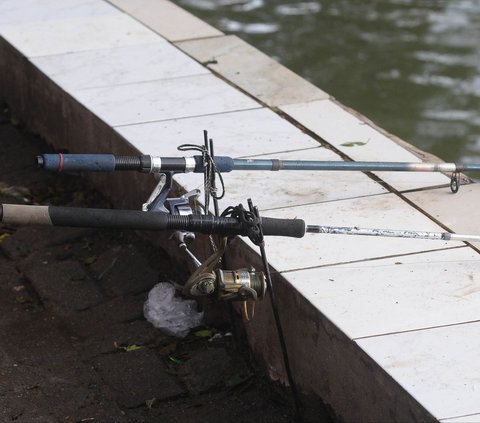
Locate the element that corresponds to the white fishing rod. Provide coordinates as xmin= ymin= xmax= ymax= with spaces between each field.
xmin=305 ymin=225 xmax=480 ymax=243
xmin=2 ymin=204 xmax=479 ymax=243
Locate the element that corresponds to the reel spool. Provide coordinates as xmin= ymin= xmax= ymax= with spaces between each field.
xmin=183 ymin=267 xmax=266 ymax=301
xmin=216 ymin=268 xmax=266 ymax=301
xmin=181 ymin=239 xmax=266 ymax=301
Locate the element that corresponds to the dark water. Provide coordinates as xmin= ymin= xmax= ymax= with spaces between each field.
xmin=173 ymin=0 xmax=480 ymax=164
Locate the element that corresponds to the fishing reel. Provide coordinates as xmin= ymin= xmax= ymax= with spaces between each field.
xmin=141 ymin=172 xmax=267 ymax=303
xmin=181 ymin=238 xmax=266 ymax=302
xmin=138 ymin=133 xmax=269 ymax=308
xmin=183 ymin=267 xmax=266 ymax=301
xmin=182 ymin=238 xmax=266 ymax=301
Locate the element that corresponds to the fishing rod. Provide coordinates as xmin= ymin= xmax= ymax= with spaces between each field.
xmin=36 ymin=153 xmax=480 ymax=174
xmin=36 ymin=150 xmax=473 ymax=193
xmin=0 ymin=203 xmax=305 ymax=238
xmin=2 ymin=203 xmax=479 ymax=244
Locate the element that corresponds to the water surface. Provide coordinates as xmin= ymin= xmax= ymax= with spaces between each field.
xmin=173 ymin=0 xmax=480 ymax=164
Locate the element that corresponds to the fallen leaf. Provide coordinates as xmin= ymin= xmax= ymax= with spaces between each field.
xmin=146 ymin=398 xmax=159 ymax=409
xmin=168 ymin=355 xmax=183 ymax=365
xmin=202 ymin=59 xmax=218 ymax=66
xmin=194 ymin=329 xmax=213 ymax=338
xmin=15 ymin=295 xmax=28 ymax=304
xmin=124 ymin=344 xmax=143 ymax=352
xmin=82 ymin=255 xmax=98 ymax=265
xmin=340 ymin=141 xmax=369 ymax=147
xmin=114 ymin=341 xmax=143 ymax=352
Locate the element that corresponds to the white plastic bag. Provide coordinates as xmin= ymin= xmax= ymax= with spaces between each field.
xmin=144 ymin=282 xmax=204 ymax=337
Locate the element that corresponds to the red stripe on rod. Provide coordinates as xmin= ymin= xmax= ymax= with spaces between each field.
xmin=58 ymin=153 xmax=63 ymax=173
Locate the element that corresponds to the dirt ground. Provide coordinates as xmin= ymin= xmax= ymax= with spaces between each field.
xmin=0 ymin=103 xmax=295 ymax=423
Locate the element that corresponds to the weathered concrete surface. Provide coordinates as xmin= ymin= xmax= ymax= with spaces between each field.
xmin=106 ymin=0 xmax=223 ymax=42
xmin=0 ymin=115 xmax=294 ymax=423
xmin=0 ymin=35 xmax=154 ymax=211
xmin=226 ymin=237 xmax=437 ymax=423
xmin=176 ymin=35 xmax=329 ymax=108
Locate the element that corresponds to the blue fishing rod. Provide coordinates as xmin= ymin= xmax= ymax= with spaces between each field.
xmin=36 ymin=152 xmax=480 ymax=174
xmin=36 ymin=150 xmax=477 ymax=193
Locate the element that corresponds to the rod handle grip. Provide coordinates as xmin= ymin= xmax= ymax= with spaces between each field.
xmin=37 ymin=154 xmax=117 ymax=172
xmin=261 ymin=217 xmax=305 ymax=238
xmin=1 ymin=205 xmax=306 ymax=238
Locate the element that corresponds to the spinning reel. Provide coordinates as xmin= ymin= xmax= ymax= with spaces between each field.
xmin=143 ymin=132 xmax=267 ymax=303
xmin=181 ymin=237 xmax=266 ymax=301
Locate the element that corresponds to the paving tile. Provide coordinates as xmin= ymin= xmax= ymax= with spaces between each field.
xmin=177 ymin=35 xmax=329 ymax=107
xmin=94 ymin=348 xmax=185 ymax=408
xmin=115 ymin=107 xmax=320 ymax=158
xmin=372 ymin=170 xmax=450 ymax=192
xmin=24 ymin=260 xmax=104 ymax=312
xmin=0 ymin=0 xmax=119 ymax=26
xmin=405 ymin=184 xmax=480 ymax=249
xmin=281 ymin=99 xmax=450 ymax=191
xmin=107 ymin=0 xmax=222 ymax=41
xmin=91 ymin=245 xmax=159 ymax=296
xmin=0 ymin=226 xmax=91 ymax=260
xmin=174 ymin=147 xmax=387 ymax=211
xmin=357 ymin=322 xmax=480 ymax=420
xmin=68 ymin=296 xmax=145 ymax=338
xmin=114 ymin=102 xmax=386 ymax=210
xmin=0 ymin=14 xmax=160 ymax=57
xmin=31 ymin=41 xmax=209 ymax=91
xmin=281 ymin=99 xmax=412 ymax=159
xmin=177 ymin=348 xmax=251 ymax=395
xmin=80 ymin=320 xmax=160 ymax=356
xmin=74 ymin=73 xmax=260 ymax=126
xmin=245 ymin=193 xmax=463 ymax=272
xmin=285 ymin=247 xmax=480 ymax=339
xmin=441 ymin=414 xmax=480 ymax=422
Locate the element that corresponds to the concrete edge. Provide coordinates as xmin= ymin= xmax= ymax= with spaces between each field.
xmin=105 ymin=0 xmax=223 ymax=42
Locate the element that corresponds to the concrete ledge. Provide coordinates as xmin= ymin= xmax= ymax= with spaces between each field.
xmin=106 ymin=0 xmax=223 ymax=41
xmin=226 ymin=237 xmax=438 ymax=422
xmin=177 ymin=34 xmax=329 ymax=107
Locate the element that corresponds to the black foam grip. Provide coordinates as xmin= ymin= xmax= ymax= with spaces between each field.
xmin=260 ymin=217 xmax=305 ymax=238
xmin=47 ymin=207 xmax=241 ymax=235
xmin=9 ymin=205 xmax=305 ymax=238
xmin=49 ymin=206 xmax=169 ymax=230
xmin=166 ymin=214 xmax=243 ymax=235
